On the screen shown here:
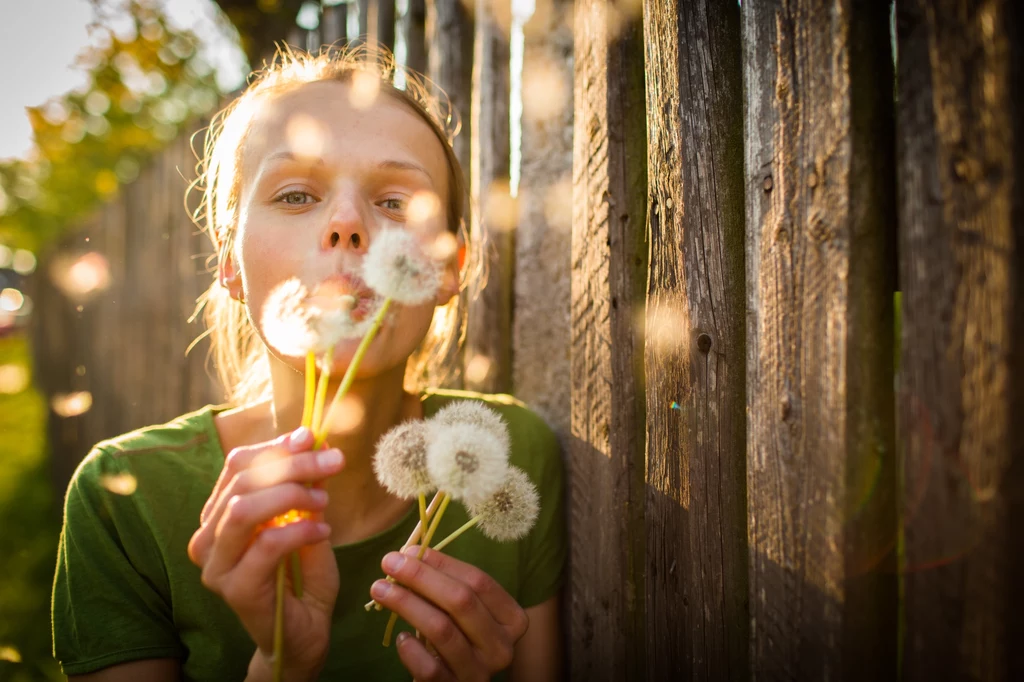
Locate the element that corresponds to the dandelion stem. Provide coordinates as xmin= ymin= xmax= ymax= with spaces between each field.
xmin=311 ymin=348 xmax=333 ymax=435
xmin=417 ymin=493 xmax=428 ymax=542
xmin=302 ymin=352 xmax=316 ymax=429
xmin=430 ymin=515 xmax=482 ymax=553
xmin=314 ymin=299 xmax=393 ymax=449
xmin=383 ymin=493 xmax=451 ymax=647
xmin=365 ymin=490 xmax=443 ymax=611
xmin=273 ymin=560 xmax=286 ymax=682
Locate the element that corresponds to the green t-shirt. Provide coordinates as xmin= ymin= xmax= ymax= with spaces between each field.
xmin=52 ymin=389 xmax=566 ymax=680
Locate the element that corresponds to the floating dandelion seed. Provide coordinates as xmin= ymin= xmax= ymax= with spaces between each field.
xmin=407 ymin=190 xmax=443 ymax=226
xmin=0 ymin=645 xmax=21 ymax=663
xmin=0 ymin=364 xmax=29 ymax=394
xmin=285 ymin=113 xmax=328 ymax=159
xmin=430 ymin=401 xmax=510 ymax=452
xmin=100 ymin=472 xmax=138 ymax=495
xmin=483 ymin=181 xmax=518 ymax=233
xmin=50 ymin=252 xmax=111 ymax=299
xmin=362 ymin=229 xmax=442 ymax=305
xmin=426 ymin=421 xmax=509 ymax=506
xmin=465 ymin=354 xmax=493 ymax=385
xmin=349 ymin=70 xmax=381 ymax=110
xmin=52 ymin=391 xmax=93 ymax=417
xmin=374 ymin=420 xmax=434 ymax=499
xmin=321 ymin=393 xmax=366 ymax=434
xmin=469 ymin=467 xmax=539 ymax=542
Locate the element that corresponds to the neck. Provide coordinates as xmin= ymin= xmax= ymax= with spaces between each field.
xmin=266 ymin=354 xmax=422 ymax=544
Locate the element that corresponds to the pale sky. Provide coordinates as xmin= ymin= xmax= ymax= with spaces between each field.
xmin=0 ymin=0 xmax=247 ymax=161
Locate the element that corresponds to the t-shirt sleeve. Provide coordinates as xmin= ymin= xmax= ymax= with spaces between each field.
xmin=52 ymin=446 xmax=183 ymax=675
xmin=511 ymin=409 xmax=567 ymax=609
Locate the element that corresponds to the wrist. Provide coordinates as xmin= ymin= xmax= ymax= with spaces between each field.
xmin=247 ymin=649 xmax=325 ymax=682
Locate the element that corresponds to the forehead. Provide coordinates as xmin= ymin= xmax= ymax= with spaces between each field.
xmin=241 ymin=79 xmax=449 ymax=191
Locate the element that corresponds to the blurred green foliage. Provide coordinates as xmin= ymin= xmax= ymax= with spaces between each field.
xmin=0 ymin=335 xmax=61 ymax=682
xmin=0 ymin=0 xmax=227 ymax=253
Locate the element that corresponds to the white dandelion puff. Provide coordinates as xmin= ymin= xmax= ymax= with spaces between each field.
xmin=261 ymin=278 xmax=380 ymax=357
xmin=361 ymin=229 xmax=442 ymax=305
xmin=425 ymin=421 xmax=509 ymax=506
xmin=468 ymin=467 xmax=539 ymax=542
xmin=430 ymin=401 xmax=510 ymax=454
xmin=373 ymin=420 xmax=434 ymax=499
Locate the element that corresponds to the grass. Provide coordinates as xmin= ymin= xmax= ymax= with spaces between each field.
xmin=0 ymin=333 xmax=64 ymax=682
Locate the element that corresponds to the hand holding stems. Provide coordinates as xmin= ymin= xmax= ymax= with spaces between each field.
xmin=371 ymin=547 xmax=530 ymax=681
xmin=187 ymin=428 xmax=343 ymax=682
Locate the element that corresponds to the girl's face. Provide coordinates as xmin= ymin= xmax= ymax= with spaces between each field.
xmin=226 ymin=80 xmax=457 ymax=380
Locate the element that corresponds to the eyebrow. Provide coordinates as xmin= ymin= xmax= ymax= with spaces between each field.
xmin=263 ymin=152 xmax=433 ymax=181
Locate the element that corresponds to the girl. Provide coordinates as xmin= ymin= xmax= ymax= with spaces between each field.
xmin=51 ymin=46 xmax=565 ymax=682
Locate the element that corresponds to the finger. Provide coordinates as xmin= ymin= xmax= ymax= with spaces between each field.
xmin=382 ymin=552 xmax=505 ymax=657
xmin=221 ymin=519 xmax=333 ymax=610
xmin=395 ymin=631 xmax=455 ymax=682
xmin=404 ymin=546 xmax=528 ymax=636
xmin=371 ymin=581 xmax=478 ymax=679
xmin=201 ymin=427 xmax=312 ymax=524
xmin=201 ymin=484 xmax=329 ymax=579
xmin=199 ymin=446 xmax=343 ymax=553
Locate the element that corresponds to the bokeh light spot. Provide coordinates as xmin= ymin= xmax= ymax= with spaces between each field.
xmin=323 ymin=393 xmax=366 ymax=435
xmin=285 ymin=114 xmax=329 ymax=159
xmin=465 ymin=354 xmax=493 ymax=385
xmin=100 ymin=473 xmax=138 ymax=496
xmin=0 ymin=364 xmax=30 ymax=395
xmin=50 ymin=252 xmax=112 ymax=299
xmin=0 ymin=289 xmax=24 ymax=312
xmin=484 ymin=181 xmax=518 ymax=232
xmin=52 ymin=391 xmax=93 ymax=418
xmin=348 ymin=70 xmax=381 ymax=110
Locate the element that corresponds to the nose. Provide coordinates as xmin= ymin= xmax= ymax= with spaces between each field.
xmin=322 ymin=192 xmax=369 ymax=253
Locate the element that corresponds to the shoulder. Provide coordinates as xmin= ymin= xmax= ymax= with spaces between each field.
xmin=67 ymin=404 xmax=224 ymax=501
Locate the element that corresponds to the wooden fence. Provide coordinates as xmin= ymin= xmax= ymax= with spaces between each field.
xmin=31 ymin=0 xmax=1022 ymax=680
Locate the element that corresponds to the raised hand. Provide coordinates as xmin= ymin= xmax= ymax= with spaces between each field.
xmin=371 ymin=546 xmax=529 ymax=682
xmin=187 ymin=427 xmax=343 ymax=681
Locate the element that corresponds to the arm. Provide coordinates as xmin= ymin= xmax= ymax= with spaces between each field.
xmin=68 ymin=658 xmax=180 ymax=682
xmin=510 ymin=595 xmax=562 ymax=682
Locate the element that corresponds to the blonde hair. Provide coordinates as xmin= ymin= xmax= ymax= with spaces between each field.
xmin=187 ymin=44 xmax=481 ymax=404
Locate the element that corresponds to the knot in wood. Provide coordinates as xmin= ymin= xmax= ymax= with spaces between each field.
xmin=697 ymin=333 xmax=712 ymax=354
xmin=807 ymin=171 xmax=818 ymax=188
xmin=763 ymin=175 xmax=773 ymax=192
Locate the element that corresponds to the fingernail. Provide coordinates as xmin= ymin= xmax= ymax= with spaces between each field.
xmin=371 ymin=580 xmax=391 ymax=599
xmin=403 ymin=545 xmax=420 ymax=556
xmin=396 ymin=631 xmax=410 ymax=645
xmin=383 ymin=553 xmax=405 ymax=573
xmin=289 ymin=426 xmax=312 ymax=449
xmin=316 ymin=522 xmax=331 ymax=536
xmin=316 ymin=449 xmax=343 ymax=470
xmin=310 ymin=488 xmax=328 ymax=504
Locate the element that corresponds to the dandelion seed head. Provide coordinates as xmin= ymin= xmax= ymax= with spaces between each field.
xmin=470 ymin=467 xmax=540 ymax=542
xmin=362 ymin=229 xmax=441 ymax=305
xmin=374 ymin=420 xmax=434 ymax=499
xmin=262 ymin=277 xmax=378 ymax=357
xmin=430 ymin=401 xmax=510 ymax=453
xmin=426 ymin=422 xmax=509 ymax=506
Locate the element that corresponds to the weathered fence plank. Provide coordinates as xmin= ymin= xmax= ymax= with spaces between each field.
xmin=568 ymin=0 xmax=647 ymax=679
xmin=377 ymin=0 xmax=396 ymax=53
xmin=403 ymin=0 xmax=427 ymax=75
xmin=512 ymin=0 xmax=572 ymax=434
xmin=896 ymin=1 xmax=1024 ymax=679
xmin=464 ymin=0 xmax=512 ymax=393
xmin=642 ymin=0 xmax=747 ymax=678
xmin=426 ymin=0 xmax=474 ymax=180
xmin=742 ymin=1 xmax=898 ymax=679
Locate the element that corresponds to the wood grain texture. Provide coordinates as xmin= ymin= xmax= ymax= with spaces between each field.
xmin=376 ymin=0 xmax=396 ymax=53
xmin=427 ymin=0 xmax=474 ymax=182
xmin=35 ymin=128 xmax=220 ymax=500
xmin=642 ymin=0 xmax=747 ymax=678
xmin=464 ymin=0 xmax=512 ymax=393
xmin=896 ymin=1 xmax=1024 ymax=679
xmin=742 ymin=1 xmax=898 ymax=679
xmin=512 ymin=0 xmax=572 ymax=435
xmin=568 ymin=1 xmax=647 ymax=680
xmin=403 ymin=0 xmax=427 ymax=75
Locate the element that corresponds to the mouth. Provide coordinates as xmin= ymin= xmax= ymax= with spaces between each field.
xmin=309 ymin=274 xmax=378 ymax=321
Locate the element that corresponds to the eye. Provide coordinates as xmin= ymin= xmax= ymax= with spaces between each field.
xmin=380 ymin=197 xmax=406 ymax=212
xmin=275 ymin=190 xmax=318 ymax=206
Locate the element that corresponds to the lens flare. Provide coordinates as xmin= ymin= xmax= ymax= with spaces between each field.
xmin=51 ymin=391 xmax=93 ymax=417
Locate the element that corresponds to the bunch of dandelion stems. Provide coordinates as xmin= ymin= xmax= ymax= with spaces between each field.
xmin=272 ymin=299 xmax=395 ymax=681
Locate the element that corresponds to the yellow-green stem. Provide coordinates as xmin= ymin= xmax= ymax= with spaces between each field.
xmin=314 ymin=298 xmax=393 ymax=449
xmin=365 ymin=490 xmax=443 ymax=612
xmin=310 ymin=347 xmax=333 ymax=435
xmin=302 ymin=352 xmax=316 ymax=429
xmin=430 ymin=515 xmax=482 ymax=553
xmin=418 ymin=493 xmax=428 ymax=540
xmin=273 ymin=560 xmax=286 ymax=682
xmin=383 ymin=493 xmax=451 ymax=647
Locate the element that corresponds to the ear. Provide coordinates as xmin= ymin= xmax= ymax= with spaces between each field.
xmin=217 ymin=244 xmax=244 ymax=301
